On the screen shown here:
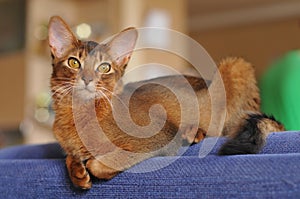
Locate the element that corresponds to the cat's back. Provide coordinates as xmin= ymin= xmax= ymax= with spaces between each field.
xmin=120 ymin=75 xmax=209 ymax=110
xmin=116 ymin=75 xmax=208 ymax=122
xmin=124 ymin=75 xmax=209 ymax=96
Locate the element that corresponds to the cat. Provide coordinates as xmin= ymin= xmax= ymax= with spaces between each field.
xmin=48 ymin=16 xmax=284 ymax=189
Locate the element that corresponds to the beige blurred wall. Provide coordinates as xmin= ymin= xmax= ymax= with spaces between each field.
xmin=190 ymin=18 xmax=300 ymax=78
xmin=0 ymin=51 xmax=25 ymax=128
xmin=188 ymin=0 xmax=300 ymax=77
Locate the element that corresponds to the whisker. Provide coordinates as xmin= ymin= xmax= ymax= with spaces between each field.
xmin=57 ymin=87 xmax=73 ymax=104
xmin=51 ymin=77 xmax=74 ymax=81
xmin=51 ymin=85 xmax=72 ymax=98
xmin=38 ymin=85 xmax=71 ymax=106
xmin=95 ymin=90 xmax=113 ymax=108
xmin=50 ymin=82 xmax=74 ymax=102
xmin=98 ymin=86 xmax=128 ymax=109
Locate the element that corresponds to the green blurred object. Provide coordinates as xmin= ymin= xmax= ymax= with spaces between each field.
xmin=260 ymin=50 xmax=300 ymax=130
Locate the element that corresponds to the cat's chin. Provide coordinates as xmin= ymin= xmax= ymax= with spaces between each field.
xmin=73 ymin=88 xmax=97 ymax=101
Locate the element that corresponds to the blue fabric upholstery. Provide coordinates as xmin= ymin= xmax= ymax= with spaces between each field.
xmin=0 ymin=132 xmax=299 ymax=198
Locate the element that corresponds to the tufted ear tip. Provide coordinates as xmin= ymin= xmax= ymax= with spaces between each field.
xmin=121 ymin=27 xmax=137 ymax=33
xmin=48 ymin=16 xmax=78 ymax=58
xmin=49 ymin=16 xmax=64 ymax=24
xmin=106 ymin=27 xmax=138 ymax=66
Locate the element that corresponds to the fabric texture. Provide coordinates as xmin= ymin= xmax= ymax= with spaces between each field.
xmin=0 ymin=132 xmax=299 ymax=198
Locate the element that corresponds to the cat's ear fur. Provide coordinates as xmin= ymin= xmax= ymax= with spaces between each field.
xmin=48 ymin=16 xmax=78 ymax=58
xmin=106 ymin=27 xmax=138 ymax=66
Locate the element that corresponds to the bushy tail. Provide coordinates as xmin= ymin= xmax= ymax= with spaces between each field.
xmin=218 ymin=113 xmax=284 ymax=155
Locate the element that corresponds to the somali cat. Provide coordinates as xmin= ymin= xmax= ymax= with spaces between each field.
xmin=48 ymin=16 xmax=284 ymax=189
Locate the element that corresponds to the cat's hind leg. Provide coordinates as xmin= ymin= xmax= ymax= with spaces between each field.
xmin=181 ymin=125 xmax=206 ymax=145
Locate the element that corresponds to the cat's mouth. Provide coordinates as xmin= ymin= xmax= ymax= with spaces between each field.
xmin=74 ymin=86 xmax=108 ymax=101
xmin=73 ymin=86 xmax=96 ymax=100
xmin=82 ymin=87 xmax=94 ymax=93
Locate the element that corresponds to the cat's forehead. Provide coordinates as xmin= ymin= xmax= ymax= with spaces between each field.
xmin=83 ymin=41 xmax=99 ymax=53
xmin=75 ymin=41 xmax=111 ymax=61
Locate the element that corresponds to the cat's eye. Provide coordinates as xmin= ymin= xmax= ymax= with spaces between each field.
xmin=68 ymin=57 xmax=81 ymax=69
xmin=97 ymin=62 xmax=111 ymax=73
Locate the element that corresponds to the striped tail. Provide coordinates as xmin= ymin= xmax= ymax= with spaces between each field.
xmin=218 ymin=113 xmax=284 ymax=155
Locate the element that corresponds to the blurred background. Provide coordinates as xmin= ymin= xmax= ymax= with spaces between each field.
xmin=0 ymin=0 xmax=300 ymax=147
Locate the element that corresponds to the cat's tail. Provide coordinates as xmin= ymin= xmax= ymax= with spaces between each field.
xmin=218 ymin=113 xmax=284 ymax=155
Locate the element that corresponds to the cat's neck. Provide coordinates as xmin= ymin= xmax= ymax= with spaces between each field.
xmin=72 ymin=97 xmax=112 ymax=116
xmin=53 ymin=95 xmax=113 ymax=122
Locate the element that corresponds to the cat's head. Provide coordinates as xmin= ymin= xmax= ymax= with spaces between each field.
xmin=48 ymin=16 xmax=137 ymax=101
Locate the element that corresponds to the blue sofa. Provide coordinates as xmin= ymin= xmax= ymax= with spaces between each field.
xmin=0 ymin=131 xmax=299 ymax=198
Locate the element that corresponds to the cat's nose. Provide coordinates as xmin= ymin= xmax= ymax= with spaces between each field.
xmin=81 ymin=76 xmax=93 ymax=86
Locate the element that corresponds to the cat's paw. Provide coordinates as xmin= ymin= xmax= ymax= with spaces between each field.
xmin=70 ymin=164 xmax=92 ymax=189
xmin=181 ymin=125 xmax=206 ymax=145
xmin=66 ymin=156 xmax=92 ymax=190
xmin=86 ymin=158 xmax=120 ymax=180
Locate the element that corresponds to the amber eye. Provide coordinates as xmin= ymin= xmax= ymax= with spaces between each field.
xmin=97 ymin=62 xmax=111 ymax=73
xmin=68 ymin=57 xmax=81 ymax=69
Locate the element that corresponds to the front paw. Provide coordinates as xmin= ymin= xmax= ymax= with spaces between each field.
xmin=66 ymin=156 xmax=92 ymax=189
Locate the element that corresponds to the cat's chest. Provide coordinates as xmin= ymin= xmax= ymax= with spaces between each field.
xmin=54 ymin=101 xmax=108 ymax=135
xmin=54 ymin=103 xmax=115 ymax=157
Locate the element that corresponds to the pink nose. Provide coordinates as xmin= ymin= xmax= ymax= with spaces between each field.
xmin=82 ymin=76 xmax=93 ymax=85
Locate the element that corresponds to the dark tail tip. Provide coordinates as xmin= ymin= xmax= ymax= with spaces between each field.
xmin=218 ymin=113 xmax=283 ymax=155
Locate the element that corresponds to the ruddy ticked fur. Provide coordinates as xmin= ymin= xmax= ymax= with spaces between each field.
xmin=48 ymin=16 xmax=284 ymax=189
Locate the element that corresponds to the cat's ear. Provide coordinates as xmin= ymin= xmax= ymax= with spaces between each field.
xmin=48 ymin=16 xmax=78 ymax=58
xmin=106 ymin=27 xmax=138 ymax=66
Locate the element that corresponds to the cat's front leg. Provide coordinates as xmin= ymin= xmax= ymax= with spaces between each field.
xmin=86 ymin=149 xmax=152 ymax=180
xmin=86 ymin=157 xmax=120 ymax=180
xmin=66 ymin=155 xmax=92 ymax=189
